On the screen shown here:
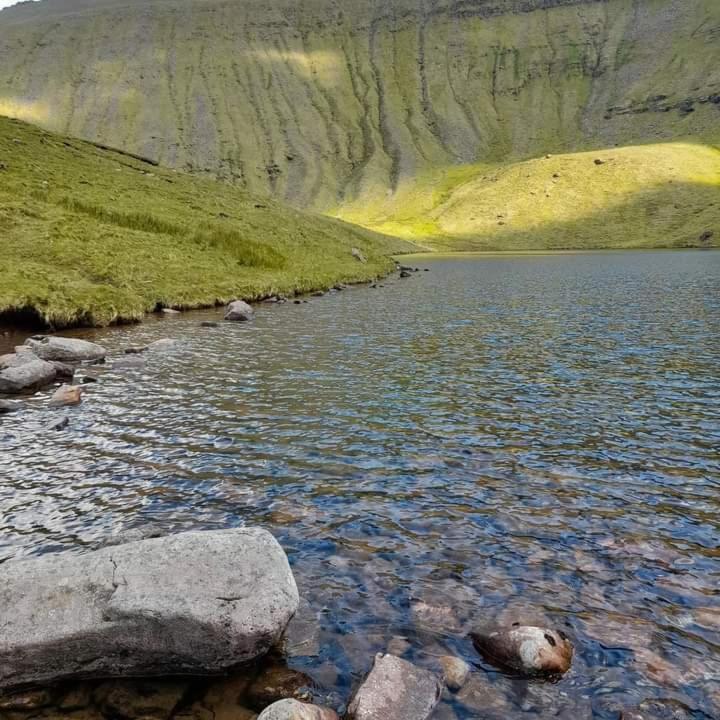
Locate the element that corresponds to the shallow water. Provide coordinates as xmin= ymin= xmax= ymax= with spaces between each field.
xmin=2 ymin=251 xmax=720 ymax=718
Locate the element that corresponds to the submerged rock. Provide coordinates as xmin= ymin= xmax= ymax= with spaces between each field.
xmin=147 ymin=338 xmax=179 ymax=351
xmin=45 ymin=416 xmax=69 ymax=431
xmin=93 ymin=679 xmax=187 ymax=719
xmin=49 ymin=384 xmax=83 ymax=407
xmin=0 ymin=399 xmax=20 ymax=413
xmin=0 ymin=688 xmax=53 ymax=711
xmin=200 ymin=321 xmax=219 ymax=327
xmin=438 ymin=655 xmax=471 ymax=691
xmin=258 ymin=699 xmax=338 ymax=720
xmin=470 ymin=625 xmax=573 ymax=677
xmin=0 ymin=356 xmax=57 ymax=394
xmin=25 ymin=336 xmax=106 ymax=363
xmin=245 ymin=663 xmax=316 ymax=710
xmin=347 ymin=654 xmax=441 ymax=720
xmin=0 ymin=528 xmax=299 ymax=690
xmin=225 ymin=300 xmax=254 ymax=322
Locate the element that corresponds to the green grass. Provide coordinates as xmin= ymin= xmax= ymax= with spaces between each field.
xmin=0 ymin=115 xmax=414 ymax=328
xmin=336 ymin=142 xmax=720 ymax=251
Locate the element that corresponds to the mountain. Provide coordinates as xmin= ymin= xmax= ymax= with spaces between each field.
xmin=0 ymin=0 xmax=718 ymax=251
xmin=0 ymin=115 xmax=410 ymax=328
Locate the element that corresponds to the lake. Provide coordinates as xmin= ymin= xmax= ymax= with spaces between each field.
xmin=1 ymin=250 xmax=719 ymax=718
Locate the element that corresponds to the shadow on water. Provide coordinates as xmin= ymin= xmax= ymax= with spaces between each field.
xmin=1 ymin=251 xmax=720 ymax=718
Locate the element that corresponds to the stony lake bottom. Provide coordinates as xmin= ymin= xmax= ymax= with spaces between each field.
xmin=1 ymin=251 xmax=719 ymax=719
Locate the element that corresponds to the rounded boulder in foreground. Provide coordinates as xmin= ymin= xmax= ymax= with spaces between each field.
xmin=224 ymin=300 xmax=254 ymax=322
xmin=470 ymin=625 xmax=573 ymax=677
xmin=0 ymin=528 xmax=299 ymax=691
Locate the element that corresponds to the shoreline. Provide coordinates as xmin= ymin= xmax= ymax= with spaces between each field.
xmin=2 ymin=246 xmax=717 ymax=339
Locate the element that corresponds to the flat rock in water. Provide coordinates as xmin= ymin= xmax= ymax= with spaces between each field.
xmin=0 ymin=357 xmax=57 ymax=394
xmin=258 ymin=699 xmax=339 ymax=720
xmin=347 ymin=654 xmax=441 ymax=720
xmin=224 ymin=300 xmax=254 ymax=322
xmin=147 ymin=338 xmax=179 ymax=351
xmin=49 ymin=384 xmax=83 ymax=407
xmin=0 ymin=528 xmax=299 ymax=690
xmin=25 ymin=336 xmax=106 ymax=363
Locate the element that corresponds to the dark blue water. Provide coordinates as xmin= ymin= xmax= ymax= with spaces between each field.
xmin=1 ymin=251 xmax=719 ymax=718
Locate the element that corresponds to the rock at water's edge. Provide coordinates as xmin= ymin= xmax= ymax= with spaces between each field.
xmin=0 ymin=528 xmax=299 ymax=690
xmin=258 ymin=699 xmax=339 ymax=720
xmin=347 ymin=654 xmax=441 ymax=720
xmin=0 ymin=357 xmax=57 ymax=394
xmin=224 ymin=300 xmax=254 ymax=322
xmin=25 ymin=336 xmax=106 ymax=363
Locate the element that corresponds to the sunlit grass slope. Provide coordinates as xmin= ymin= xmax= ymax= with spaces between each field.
xmin=0 ymin=116 xmax=413 ymax=328
xmin=336 ymin=143 xmax=720 ymax=251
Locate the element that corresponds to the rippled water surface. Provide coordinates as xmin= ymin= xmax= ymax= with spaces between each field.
xmin=2 ymin=251 xmax=720 ymax=718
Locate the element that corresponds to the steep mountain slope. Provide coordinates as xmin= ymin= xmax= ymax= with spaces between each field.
xmin=0 ymin=115 xmax=410 ymax=328
xmin=1 ymin=0 xmax=718 ymax=215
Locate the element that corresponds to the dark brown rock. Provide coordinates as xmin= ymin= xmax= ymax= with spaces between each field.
xmin=470 ymin=625 xmax=573 ymax=677
xmin=245 ymin=664 xmax=316 ymax=711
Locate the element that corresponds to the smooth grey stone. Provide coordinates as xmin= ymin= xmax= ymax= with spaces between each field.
xmin=25 ymin=336 xmax=106 ymax=363
xmin=258 ymin=699 xmax=338 ymax=720
xmin=347 ymin=654 xmax=441 ymax=720
xmin=224 ymin=300 xmax=254 ymax=322
xmin=0 ymin=528 xmax=299 ymax=690
xmin=0 ymin=357 xmax=57 ymax=394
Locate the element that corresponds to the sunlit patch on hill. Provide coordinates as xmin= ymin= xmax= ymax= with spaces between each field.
xmin=336 ymin=143 xmax=720 ymax=250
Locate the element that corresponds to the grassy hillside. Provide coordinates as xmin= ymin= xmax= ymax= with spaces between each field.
xmin=0 ymin=0 xmax=718 ymax=212
xmin=0 ymin=115 xmax=411 ymax=328
xmin=336 ymin=142 xmax=720 ymax=250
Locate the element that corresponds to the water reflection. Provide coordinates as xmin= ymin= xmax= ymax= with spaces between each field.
xmin=1 ymin=251 xmax=719 ymax=718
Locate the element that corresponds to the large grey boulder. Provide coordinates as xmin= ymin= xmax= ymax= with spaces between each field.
xmin=25 ymin=336 xmax=107 ymax=363
xmin=224 ymin=300 xmax=254 ymax=322
xmin=0 ymin=356 xmax=57 ymax=394
xmin=0 ymin=528 xmax=299 ymax=690
xmin=347 ymin=654 xmax=442 ymax=720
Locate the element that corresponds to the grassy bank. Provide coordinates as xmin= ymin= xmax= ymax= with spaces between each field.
xmin=336 ymin=143 xmax=720 ymax=251
xmin=0 ymin=116 xmax=413 ymax=328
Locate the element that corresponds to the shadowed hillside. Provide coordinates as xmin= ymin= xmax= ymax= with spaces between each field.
xmin=1 ymin=0 xmax=719 ymax=215
xmin=0 ymin=115 xmax=411 ymax=328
